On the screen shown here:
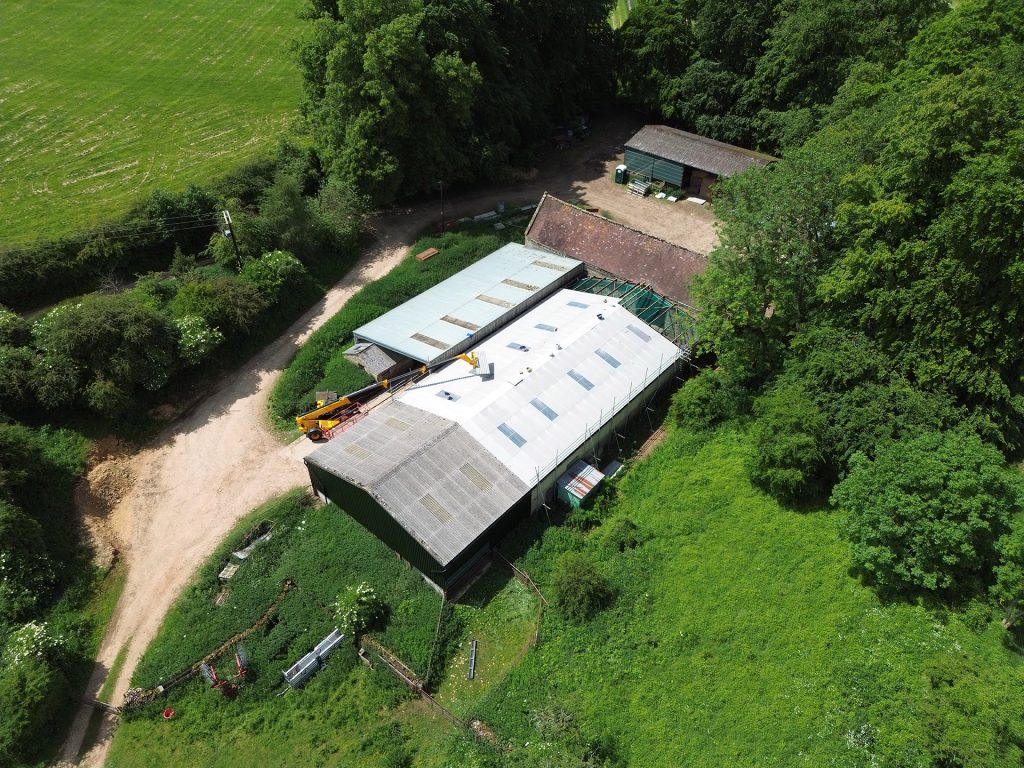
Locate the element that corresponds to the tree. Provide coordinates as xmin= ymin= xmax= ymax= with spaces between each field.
xmin=691 ymin=145 xmax=850 ymax=384
xmin=334 ymin=582 xmax=386 ymax=636
xmin=257 ymin=170 xmax=333 ymax=262
xmin=747 ymin=0 xmax=942 ymax=147
xmin=169 ymin=277 xmax=267 ymax=334
xmin=32 ymin=294 xmax=177 ymax=411
xmin=554 ymin=552 xmax=611 ymax=622
xmin=239 ymin=250 xmax=311 ymax=303
xmin=992 ymin=523 xmax=1024 ymax=629
xmin=832 ymin=430 xmax=1023 ymax=594
xmin=816 ymin=1 xmax=1024 ymax=450
xmin=297 ymin=0 xmax=615 ymax=204
xmin=0 ymin=345 xmax=37 ymax=412
xmin=670 ymin=369 xmax=748 ymax=431
xmin=785 ymin=325 xmax=957 ymax=474
xmin=0 ymin=499 xmax=52 ymax=621
xmin=747 ymin=381 xmax=828 ymax=503
xmin=0 ymin=305 xmax=30 ymax=346
xmin=0 ymin=654 xmax=66 ymax=765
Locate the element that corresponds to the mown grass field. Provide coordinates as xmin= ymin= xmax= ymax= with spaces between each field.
xmin=0 ymin=0 xmax=303 ymax=245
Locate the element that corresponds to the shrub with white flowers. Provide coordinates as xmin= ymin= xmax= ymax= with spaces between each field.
xmin=3 ymin=621 xmax=64 ymax=667
xmin=240 ymin=249 xmax=308 ymax=301
xmin=333 ymin=582 xmax=385 ymax=636
xmin=175 ymin=314 xmax=224 ymax=365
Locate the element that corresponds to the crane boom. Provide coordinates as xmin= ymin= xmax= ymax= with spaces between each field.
xmin=295 ymin=352 xmax=482 ymax=440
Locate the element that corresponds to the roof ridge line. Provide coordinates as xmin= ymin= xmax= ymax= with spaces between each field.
xmin=538 ymin=194 xmax=707 ymax=257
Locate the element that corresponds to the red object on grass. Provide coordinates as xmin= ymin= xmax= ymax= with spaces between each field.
xmin=162 ymin=708 xmax=175 ymax=720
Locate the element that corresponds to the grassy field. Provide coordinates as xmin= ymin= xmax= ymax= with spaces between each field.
xmin=0 ymin=0 xmax=303 ymax=245
xmin=105 ymin=490 xmax=468 ymax=768
xmin=102 ymin=487 xmax=543 ymax=768
xmin=464 ymin=427 xmax=1024 ymax=766
xmin=101 ymin=418 xmax=1024 ymax=766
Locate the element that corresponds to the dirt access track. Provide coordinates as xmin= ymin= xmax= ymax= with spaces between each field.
xmin=58 ymin=110 xmax=718 ymax=767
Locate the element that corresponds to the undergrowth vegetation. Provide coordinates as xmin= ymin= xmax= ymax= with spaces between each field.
xmin=107 ymin=406 xmax=1024 ymax=767
xmin=449 ymin=427 xmax=1024 ymax=767
xmin=0 ymin=143 xmax=363 ymax=431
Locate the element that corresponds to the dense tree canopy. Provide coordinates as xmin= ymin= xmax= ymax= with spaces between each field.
xmin=696 ymin=0 xmax=1024 ymax=452
xmin=832 ymin=431 xmax=1022 ymax=594
xmin=616 ymin=0 xmax=941 ymax=150
xmin=296 ymin=0 xmax=614 ymax=204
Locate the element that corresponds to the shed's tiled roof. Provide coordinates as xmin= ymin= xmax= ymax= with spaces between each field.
xmin=625 ymin=125 xmax=776 ymax=177
xmin=343 ymin=343 xmax=402 ymax=378
xmin=524 ymin=194 xmax=707 ymax=304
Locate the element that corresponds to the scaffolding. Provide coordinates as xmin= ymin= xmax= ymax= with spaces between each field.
xmin=570 ymin=275 xmax=699 ymax=349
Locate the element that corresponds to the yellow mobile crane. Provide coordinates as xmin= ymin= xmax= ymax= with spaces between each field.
xmin=295 ymin=351 xmax=484 ymax=440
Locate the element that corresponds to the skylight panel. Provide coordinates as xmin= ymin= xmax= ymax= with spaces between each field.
xmin=627 ymin=324 xmax=652 ymax=343
xmin=497 ymin=422 xmax=527 ymax=447
xmin=595 ymin=348 xmax=621 ymax=368
xmin=530 ymin=398 xmax=558 ymax=421
xmin=567 ymin=369 xmax=594 ymax=390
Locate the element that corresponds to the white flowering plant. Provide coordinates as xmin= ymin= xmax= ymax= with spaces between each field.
xmin=175 ymin=314 xmax=224 ymax=366
xmin=3 ymin=621 xmax=65 ymax=667
xmin=333 ymin=582 xmax=386 ymax=636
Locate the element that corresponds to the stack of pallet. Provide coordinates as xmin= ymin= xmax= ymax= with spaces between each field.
xmin=628 ymin=179 xmax=651 ymax=197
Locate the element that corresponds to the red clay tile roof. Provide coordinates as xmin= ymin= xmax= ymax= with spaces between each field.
xmin=524 ymin=194 xmax=707 ymax=305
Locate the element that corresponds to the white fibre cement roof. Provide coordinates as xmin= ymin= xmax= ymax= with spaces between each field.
xmin=397 ymin=288 xmax=682 ymax=485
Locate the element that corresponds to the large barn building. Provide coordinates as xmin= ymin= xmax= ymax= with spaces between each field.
xmin=305 ymin=286 xmax=682 ymax=592
xmin=624 ymin=125 xmax=776 ymax=197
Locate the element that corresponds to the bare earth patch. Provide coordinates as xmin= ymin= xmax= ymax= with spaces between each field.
xmin=74 ymin=437 xmax=134 ymax=569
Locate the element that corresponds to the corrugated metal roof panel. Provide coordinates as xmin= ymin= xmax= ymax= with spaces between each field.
xmin=353 ymin=243 xmax=582 ymax=363
xmin=558 ymin=460 xmax=605 ymax=500
xmin=399 ymin=288 xmax=681 ymax=486
xmin=310 ymin=288 xmax=678 ymax=572
xmin=305 ymin=402 xmax=529 ymax=567
xmin=625 ymin=124 xmax=776 ymax=177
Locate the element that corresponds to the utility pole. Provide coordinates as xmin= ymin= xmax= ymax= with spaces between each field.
xmin=221 ymin=210 xmax=242 ymax=271
xmin=437 ymin=180 xmax=446 ymax=232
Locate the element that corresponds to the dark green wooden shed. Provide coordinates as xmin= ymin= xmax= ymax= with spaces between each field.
xmin=624 ymin=125 xmax=776 ymax=190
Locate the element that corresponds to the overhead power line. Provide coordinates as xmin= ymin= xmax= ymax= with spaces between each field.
xmin=0 ymin=212 xmax=224 ymax=255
